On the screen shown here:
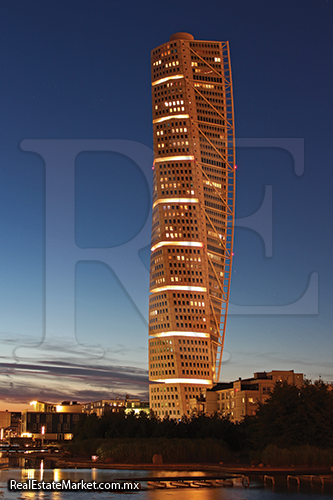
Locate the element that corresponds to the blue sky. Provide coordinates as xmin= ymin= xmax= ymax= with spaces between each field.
xmin=0 ymin=0 xmax=332 ymax=410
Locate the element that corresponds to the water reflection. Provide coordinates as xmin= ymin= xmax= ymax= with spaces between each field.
xmin=0 ymin=466 xmax=332 ymax=499
xmin=91 ymin=468 xmax=98 ymax=481
xmin=39 ymin=460 xmax=44 ymax=481
xmin=53 ymin=468 xmax=61 ymax=482
xmin=146 ymin=490 xmax=233 ymax=500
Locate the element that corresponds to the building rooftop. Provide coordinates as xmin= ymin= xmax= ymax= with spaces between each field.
xmin=169 ymin=32 xmax=194 ymax=41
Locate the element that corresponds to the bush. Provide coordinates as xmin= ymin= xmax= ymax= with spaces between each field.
xmin=67 ymin=438 xmax=105 ymax=456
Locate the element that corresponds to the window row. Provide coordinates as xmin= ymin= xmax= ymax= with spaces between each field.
xmin=151 ymin=369 xmax=176 ymax=376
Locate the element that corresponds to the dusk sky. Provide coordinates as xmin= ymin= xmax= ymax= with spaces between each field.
xmin=0 ymin=0 xmax=332 ymax=411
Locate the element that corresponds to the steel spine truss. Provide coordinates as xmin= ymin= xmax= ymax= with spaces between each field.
xmin=183 ymin=40 xmax=236 ymax=383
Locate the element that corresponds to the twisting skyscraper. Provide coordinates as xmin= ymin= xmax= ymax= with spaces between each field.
xmin=148 ymin=33 xmax=236 ymax=417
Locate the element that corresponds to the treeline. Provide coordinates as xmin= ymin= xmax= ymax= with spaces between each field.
xmin=71 ymin=380 xmax=333 ymax=463
xmin=73 ymin=410 xmax=244 ymax=450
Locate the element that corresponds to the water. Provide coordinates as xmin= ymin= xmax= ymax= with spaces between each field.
xmin=0 ymin=465 xmax=332 ymax=499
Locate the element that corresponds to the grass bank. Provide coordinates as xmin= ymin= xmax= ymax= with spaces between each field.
xmin=68 ymin=440 xmax=333 ymax=467
xmin=68 ymin=438 xmax=105 ymax=456
xmin=260 ymin=444 xmax=333 ymax=467
xmin=69 ymin=438 xmax=232 ymax=463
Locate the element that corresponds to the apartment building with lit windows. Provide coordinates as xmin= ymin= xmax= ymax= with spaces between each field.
xmin=190 ymin=370 xmax=304 ymax=422
xmin=82 ymin=398 xmax=149 ymax=417
xmin=148 ymin=33 xmax=236 ymax=417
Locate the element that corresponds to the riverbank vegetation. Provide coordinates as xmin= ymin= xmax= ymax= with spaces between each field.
xmin=97 ymin=438 xmax=232 ymax=463
xmin=69 ymin=380 xmax=333 ymax=466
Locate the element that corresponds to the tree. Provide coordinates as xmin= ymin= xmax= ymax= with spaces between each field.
xmin=250 ymin=380 xmax=333 ymax=449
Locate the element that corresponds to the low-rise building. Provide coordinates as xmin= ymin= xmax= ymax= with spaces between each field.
xmin=0 ymin=411 xmax=21 ymax=440
xmin=83 ymin=398 xmax=150 ymax=417
xmin=21 ymin=400 xmax=83 ymax=441
xmin=190 ymin=370 xmax=304 ymax=422
xmin=82 ymin=399 xmax=126 ymax=417
xmin=125 ymin=399 xmax=150 ymax=415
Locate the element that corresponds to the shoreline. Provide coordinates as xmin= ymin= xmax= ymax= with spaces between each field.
xmin=55 ymin=458 xmax=333 ymax=475
xmin=1 ymin=453 xmax=332 ymax=476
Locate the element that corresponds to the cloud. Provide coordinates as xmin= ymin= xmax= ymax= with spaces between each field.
xmin=0 ymin=358 xmax=149 ymax=407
